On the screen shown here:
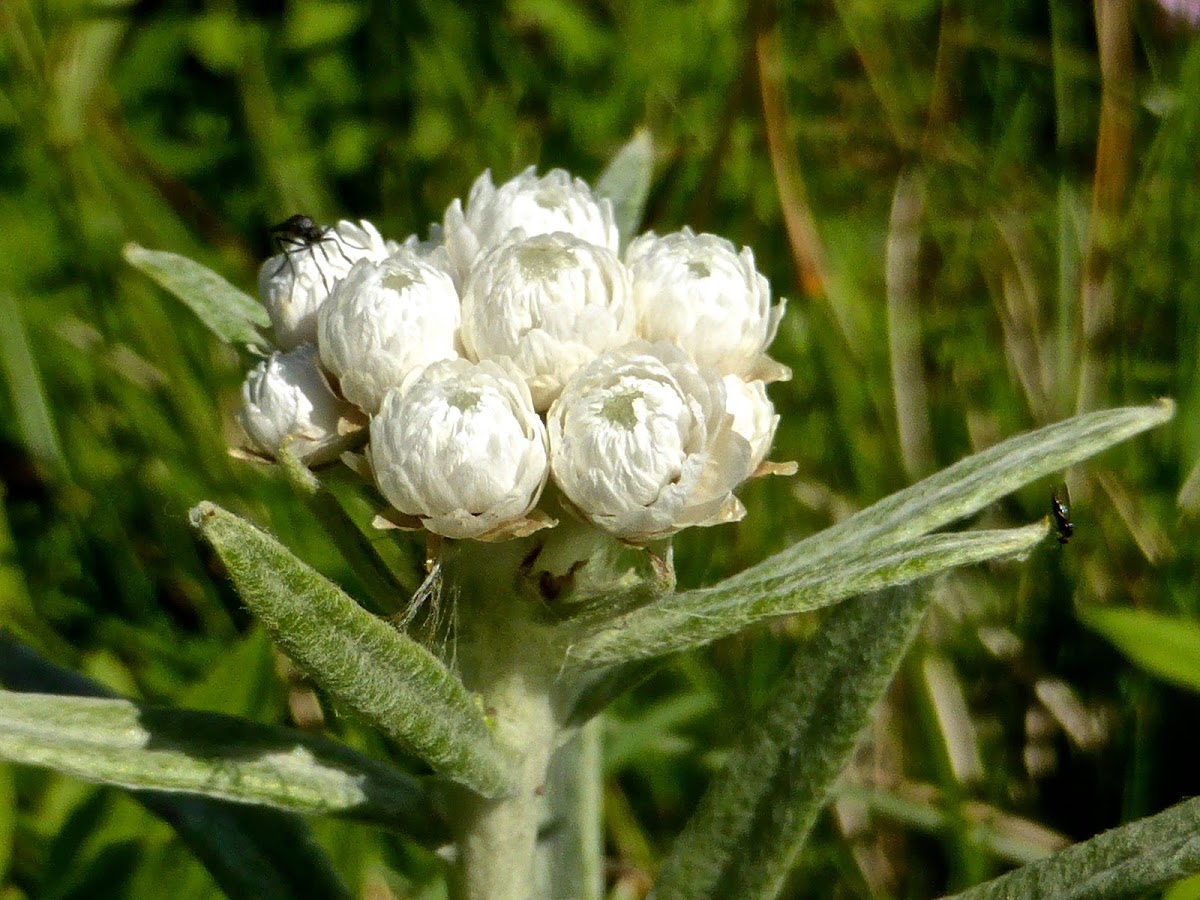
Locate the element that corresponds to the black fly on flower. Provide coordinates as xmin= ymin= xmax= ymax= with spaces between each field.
xmin=267 ymin=214 xmax=349 ymax=295
xmin=257 ymin=215 xmax=394 ymax=350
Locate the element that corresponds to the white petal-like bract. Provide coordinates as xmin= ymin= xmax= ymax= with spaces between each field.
xmin=461 ymin=232 xmax=636 ymax=411
xmin=442 ymin=167 xmax=619 ymax=286
xmin=317 ymin=251 xmax=461 ymax=413
xmin=626 ymin=228 xmax=789 ymax=382
xmin=237 ymin=343 xmax=356 ymax=464
xmin=547 ymin=342 xmax=752 ymax=542
xmin=369 ymin=359 xmax=550 ymax=540
xmin=259 ymin=218 xmax=392 ymax=350
xmin=723 ymin=375 xmax=781 ymax=473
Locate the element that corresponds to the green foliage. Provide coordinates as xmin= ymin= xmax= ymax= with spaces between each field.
xmin=123 ymin=245 xmax=270 ymax=350
xmin=191 ymin=501 xmax=516 ymax=799
xmin=1081 ymin=606 xmax=1200 ymax=695
xmin=654 ymin=586 xmax=932 ymax=898
xmin=3 ymin=0 xmax=1200 ymax=896
xmin=0 ymin=690 xmax=441 ymax=832
xmin=943 ymin=796 xmax=1200 ymax=900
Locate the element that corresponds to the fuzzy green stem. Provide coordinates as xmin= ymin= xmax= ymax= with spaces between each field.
xmin=440 ymin=541 xmax=566 ymax=900
xmin=448 ymin=675 xmax=558 ymax=899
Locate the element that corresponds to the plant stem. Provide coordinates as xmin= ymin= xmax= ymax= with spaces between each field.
xmin=448 ymin=677 xmax=557 ymax=900
xmin=440 ymin=540 xmax=565 ymax=900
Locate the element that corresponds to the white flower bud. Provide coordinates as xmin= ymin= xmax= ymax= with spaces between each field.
xmin=442 ymin=167 xmax=619 ymax=285
xmin=369 ymin=359 xmax=551 ymax=540
xmin=460 ymin=232 xmax=636 ymax=412
xmin=259 ymin=218 xmax=392 ymax=350
xmin=626 ymin=228 xmax=790 ymax=382
xmin=547 ymin=342 xmax=752 ymax=542
xmin=237 ymin=344 xmax=357 ymax=464
xmin=723 ymin=375 xmax=780 ymax=473
xmin=317 ymin=251 xmax=461 ymax=414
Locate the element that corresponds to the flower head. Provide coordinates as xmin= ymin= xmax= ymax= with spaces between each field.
xmin=626 ymin=228 xmax=789 ymax=382
xmin=547 ymin=341 xmax=752 ymax=542
xmin=317 ymin=251 xmax=461 ymax=414
xmin=369 ymin=359 xmax=551 ymax=540
xmin=442 ymin=167 xmax=619 ymax=286
xmin=461 ymin=232 xmax=636 ymax=411
xmin=237 ymin=343 xmax=358 ymax=464
xmin=259 ymin=218 xmax=392 ymax=350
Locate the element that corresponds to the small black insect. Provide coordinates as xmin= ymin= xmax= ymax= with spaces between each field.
xmin=1051 ymin=485 xmax=1074 ymax=545
xmin=267 ymin=214 xmax=350 ymax=294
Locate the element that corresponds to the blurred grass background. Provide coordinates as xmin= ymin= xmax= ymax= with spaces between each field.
xmin=2 ymin=0 xmax=1200 ymax=897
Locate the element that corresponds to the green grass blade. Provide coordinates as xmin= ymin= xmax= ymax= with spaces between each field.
xmin=0 ymin=291 xmax=66 ymax=476
xmin=277 ymin=448 xmax=410 ymax=616
xmin=727 ymin=401 xmax=1174 ymax=587
xmin=0 ymin=632 xmax=351 ymax=900
xmin=595 ymin=128 xmax=654 ymax=249
xmin=1079 ymin=606 xmax=1200 ymax=694
xmin=191 ymin=501 xmax=516 ymax=798
xmin=0 ymin=690 xmax=442 ymax=833
xmin=570 ymin=522 xmax=1047 ymax=669
xmin=942 ymin=796 xmax=1200 ymax=900
xmin=123 ymin=243 xmax=270 ymax=349
xmin=652 ymin=585 xmax=932 ymax=899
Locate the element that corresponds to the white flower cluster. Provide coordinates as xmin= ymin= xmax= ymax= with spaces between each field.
xmin=237 ymin=167 xmax=791 ymax=542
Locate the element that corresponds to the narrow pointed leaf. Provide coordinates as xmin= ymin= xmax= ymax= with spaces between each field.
xmin=572 ymin=522 xmax=1047 ymax=669
xmin=652 ymin=585 xmax=931 ymax=899
xmin=0 ymin=631 xmax=351 ymax=900
xmin=595 ymin=129 xmax=654 ymax=249
xmin=0 ymin=690 xmax=442 ymax=834
xmin=728 ymin=400 xmax=1174 ymax=586
xmin=0 ymin=291 xmax=66 ymax=475
xmin=124 ymin=243 xmax=270 ymax=349
xmin=943 ymin=796 xmax=1200 ymax=900
xmin=191 ymin=501 xmax=515 ymax=798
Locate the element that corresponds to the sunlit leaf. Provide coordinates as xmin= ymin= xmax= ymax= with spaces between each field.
xmin=191 ymin=502 xmax=516 ymax=798
xmin=0 ymin=690 xmax=442 ymax=835
xmin=1080 ymin=606 xmax=1200 ymax=694
xmin=124 ymin=244 xmax=270 ymax=349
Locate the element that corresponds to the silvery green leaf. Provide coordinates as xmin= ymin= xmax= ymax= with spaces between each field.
xmin=191 ymin=501 xmax=516 ymax=798
xmin=652 ymin=585 xmax=929 ymax=899
xmin=943 ymin=795 xmax=1200 ymax=900
xmin=124 ymin=243 xmax=270 ymax=349
xmin=569 ymin=401 xmax=1173 ymax=670
xmin=571 ymin=522 xmax=1047 ymax=669
xmin=595 ymin=129 xmax=654 ymax=249
xmin=0 ymin=690 xmax=441 ymax=836
xmin=730 ymin=400 xmax=1174 ymax=586
xmin=0 ymin=631 xmax=351 ymax=900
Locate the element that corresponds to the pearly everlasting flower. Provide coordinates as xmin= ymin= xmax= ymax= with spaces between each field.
xmin=547 ymin=342 xmax=752 ymax=542
xmin=369 ymin=359 xmax=551 ymax=540
xmin=318 ymin=251 xmax=461 ymax=414
xmin=460 ymin=232 xmax=636 ymax=411
xmin=259 ymin=218 xmax=392 ymax=350
xmin=442 ymin=167 xmax=619 ymax=286
xmin=626 ymin=228 xmax=790 ymax=382
xmin=237 ymin=343 xmax=359 ymax=464
xmin=723 ymin=375 xmax=782 ymax=474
